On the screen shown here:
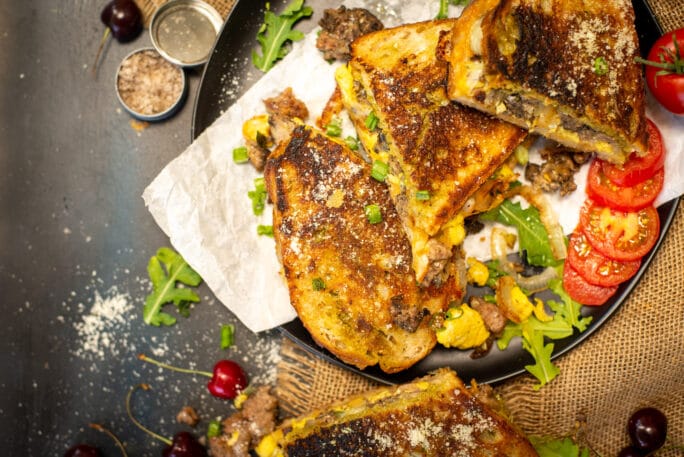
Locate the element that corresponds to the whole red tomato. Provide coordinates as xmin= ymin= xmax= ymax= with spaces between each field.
xmin=639 ymin=28 xmax=684 ymax=115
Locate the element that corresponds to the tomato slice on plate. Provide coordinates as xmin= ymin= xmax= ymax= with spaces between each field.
xmin=579 ymin=199 xmax=660 ymax=262
xmin=566 ymin=231 xmax=641 ymax=287
xmin=587 ymin=159 xmax=664 ymax=211
xmin=601 ymin=119 xmax=665 ymax=187
xmin=563 ymin=263 xmax=618 ymax=306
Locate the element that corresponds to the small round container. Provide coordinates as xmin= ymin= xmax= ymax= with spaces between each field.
xmin=115 ymin=47 xmax=188 ymax=122
xmin=149 ymin=0 xmax=223 ymax=68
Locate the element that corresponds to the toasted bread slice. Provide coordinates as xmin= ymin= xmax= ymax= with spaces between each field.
xmin=255 ymin=368 xmax=539 ymax=457
xmin=447 ymin=0 xmax=647 ymax=164
xmin=264 ymin=126 xmax=463 ymax=373
xmin=336 ymin=19 xmax=526 ymax=285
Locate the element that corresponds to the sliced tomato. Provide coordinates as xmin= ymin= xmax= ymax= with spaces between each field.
xmin=579 ymin=199 xmax=660 ymax=262
xmin=601 ymin=119 xmax=665 ymax=187
xmin=587 ymin=159 xmax=664 ymax=211
xmin=563 ymin=263 xmax=618 ymax=306
xmin=566 ymin=231 xmax=641 ymax=287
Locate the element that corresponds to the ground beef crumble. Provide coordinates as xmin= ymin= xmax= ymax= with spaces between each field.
xmin=316 ymin=6 xmax=384 ymax=61
xmin=525 ymin=144 xmax=592 ymax=196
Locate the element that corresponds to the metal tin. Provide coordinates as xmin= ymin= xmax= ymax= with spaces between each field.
xmin=149 ymin=0 xmax=223 ymax=68
xmin=115 ymin=47 xmax=187 ymax=122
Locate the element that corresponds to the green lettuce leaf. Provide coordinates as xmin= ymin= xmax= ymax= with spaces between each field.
xmin=143 ymin=247 xmax=202 ymax=326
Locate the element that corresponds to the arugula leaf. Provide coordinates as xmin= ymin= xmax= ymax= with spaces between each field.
xmin=481 ymin=200 xmax=557 ymax=267
xmin=548 ymin=277 xmax=593 ymax=332
xmin=143 ymin=247 xmax=202 ymax=326
xmin=252 ymin=0 xmax=313 ymax=72
xmin=523 ymin=330 xmax=561 ymax=390
xmin=530 ymin=436 xmax=590 ymax=457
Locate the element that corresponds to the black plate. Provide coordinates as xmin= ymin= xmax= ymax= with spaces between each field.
xmin=193 ymin=0 xmax=678 ymax=385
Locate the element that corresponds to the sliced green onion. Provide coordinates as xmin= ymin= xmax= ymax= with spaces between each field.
xmin=364 ymin=204 xmax=383 ymax=224
xmin=593 ymin=56 xmax=608 ymax=75
xmin=257 ymin=224 xmax=274 ymax=237
xmin=207 ymin=419 xmax=222 ymax=438
xmin=325 ymin=118 xmax=343 ymax=137
xmin=371 ymin=160 xmax=389 ymax=182
xmin=312 ymin=277 xmax=326 ymax=291
xmin=365 ymin=111 xmax=379 ymax=131
xmin=248 ymin=177 xmax=268 ymax=215
xmin=415 ymin=190 xmax=431 ymax=201
xmin=344 ymin=135 xmax=359 ymax=151
xmin=232 ymin=146 xmax=249 ymax=164
xmin=220 ymin=324 xmax=235 ymax=349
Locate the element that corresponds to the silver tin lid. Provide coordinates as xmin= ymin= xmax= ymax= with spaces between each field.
xmin=149 ymin=0 xmax=223 ymax=68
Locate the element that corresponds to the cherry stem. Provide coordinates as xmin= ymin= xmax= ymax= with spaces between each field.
xmin=138 ymin=354 xmax=213 ymax=378
xmin=92 ymin=27 xmax=111 ymax=78
xmin=125 ymin=384 xmax=173 ymax=446
xmin=89 ymin=423 xmax=129 ymax=457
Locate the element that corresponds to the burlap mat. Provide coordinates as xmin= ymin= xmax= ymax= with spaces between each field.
xmin=646 ymin=0 xmax=684 ymax=31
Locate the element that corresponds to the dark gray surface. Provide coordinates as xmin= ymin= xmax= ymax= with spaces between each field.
xmin=0 ymin=2 xmax=279 ymax=455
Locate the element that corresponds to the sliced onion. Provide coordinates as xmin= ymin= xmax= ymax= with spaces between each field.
xmin=490 ymin=227 xmax=557 ymax=293
xmin=516 ymin=185 xmax=567 ymax=261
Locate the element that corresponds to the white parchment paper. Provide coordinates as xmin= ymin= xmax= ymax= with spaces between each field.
xmin=143 ymin=2 xmax=684 ymax=333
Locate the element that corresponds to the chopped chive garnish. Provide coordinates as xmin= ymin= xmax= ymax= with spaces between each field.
xmin=371 ymin=160 xmax=389 ymax=182
xmin=207 ymin=419 xmax=222 ymax=438
xmin=364 ymin=204 xmax=383 ymax=224
xmin=220 ymin=324 xmax=235 ymax=349
xmin=232 ymin=146 xmax=249 ymax=163
xmin=248 ymin=177 xmax=268 ymax=215
xmin=312 ymin=277 xmax=326 ymax=291
xmin=344 ymin=135 xmax=359 ymax=151
xmin=593 ymin=56 xmax=608 ymax=75
xmin=416 ymin=190 xmax=431 ymax=201
xmin=257 ymin=224 xmax=274 ymax=236
xmin=365 ymin=111 xmax=379 ymax=130
xmin=325 ymin=118 xmax=343 ymax=137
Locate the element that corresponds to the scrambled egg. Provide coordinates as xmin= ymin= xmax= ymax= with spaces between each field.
xmin=436 ymin=304 xmax=490 ymax=350
xmin=466 ymin=257 xmax=489 ymax=286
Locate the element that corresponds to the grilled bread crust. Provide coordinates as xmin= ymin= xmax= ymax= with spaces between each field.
xmin=264 ymin=126 xmax=463 ymax=373
xmin=338 ymin=19 xmax=526 ymax=283
xmin=259 ymin=368 xmax=539 ymax=457
xmin=447 ymin=0 xmax=647 ymax=164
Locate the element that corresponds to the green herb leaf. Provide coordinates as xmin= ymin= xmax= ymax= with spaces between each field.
xmin=143 ymin=247 xmax=202 ymax=326
xmin=530 ymin=436 xmax=591 ymax=457
xmin=252 ymin=0 xmax=313 ymax=72
xmin=248 ymin=177 xmax=268 ymax=216
xmin=364 ymin=204 xmax=383 ymax=224
xmin=547 ymin=276 xmax=593 ymax=332
xmin=371 ymin=160 xmax=389 ymax=182
xmin=220 ymin=324 xmax=235 ymax=349
xmin=480 ymin=200 xmax=557 ymax=267
xmin=232 ymin=146 xmax=249 ymax=164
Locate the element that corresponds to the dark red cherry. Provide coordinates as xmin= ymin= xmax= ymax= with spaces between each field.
xmin=162 ymin=431 xmax=208 ymax=457
xmin=64 ymin=444 xmax=100 ymax=457
xmin=628 ymin=407 xmax=668 ymax=452
xmin=100 ymin=0 xmax=142 ymax=43
xmin=207 ymin=360 xmax=248 ymax=400
xmin=617 ymin=446 xmax=646 ymax=457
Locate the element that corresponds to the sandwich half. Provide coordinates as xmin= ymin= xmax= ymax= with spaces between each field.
xmin=335 ymin=19 xmax=527 ymax=286
xmin=264 ymin=125 xmax=463 ymax=373
xmin=255 ymin=368 xmax=539 ymax=457
xmin=447 ymin=0 xmax=647 ymax=164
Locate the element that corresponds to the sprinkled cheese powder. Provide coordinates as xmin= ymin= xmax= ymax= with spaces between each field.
xmin=117 ymin=49 xmax=184 ymax=116
xmin=72 ymin=287 xmax=134 ymax=361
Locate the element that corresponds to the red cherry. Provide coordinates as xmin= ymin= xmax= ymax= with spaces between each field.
xmin=64 ymin=444 xmax=100 ymax=457
xmin=138 ymin=354 xmax=248 ymax=400
xmin=162 ymin=431 xmax=207 ymax=457
xmin=207 ymin=360 xmax=248 ymax=400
